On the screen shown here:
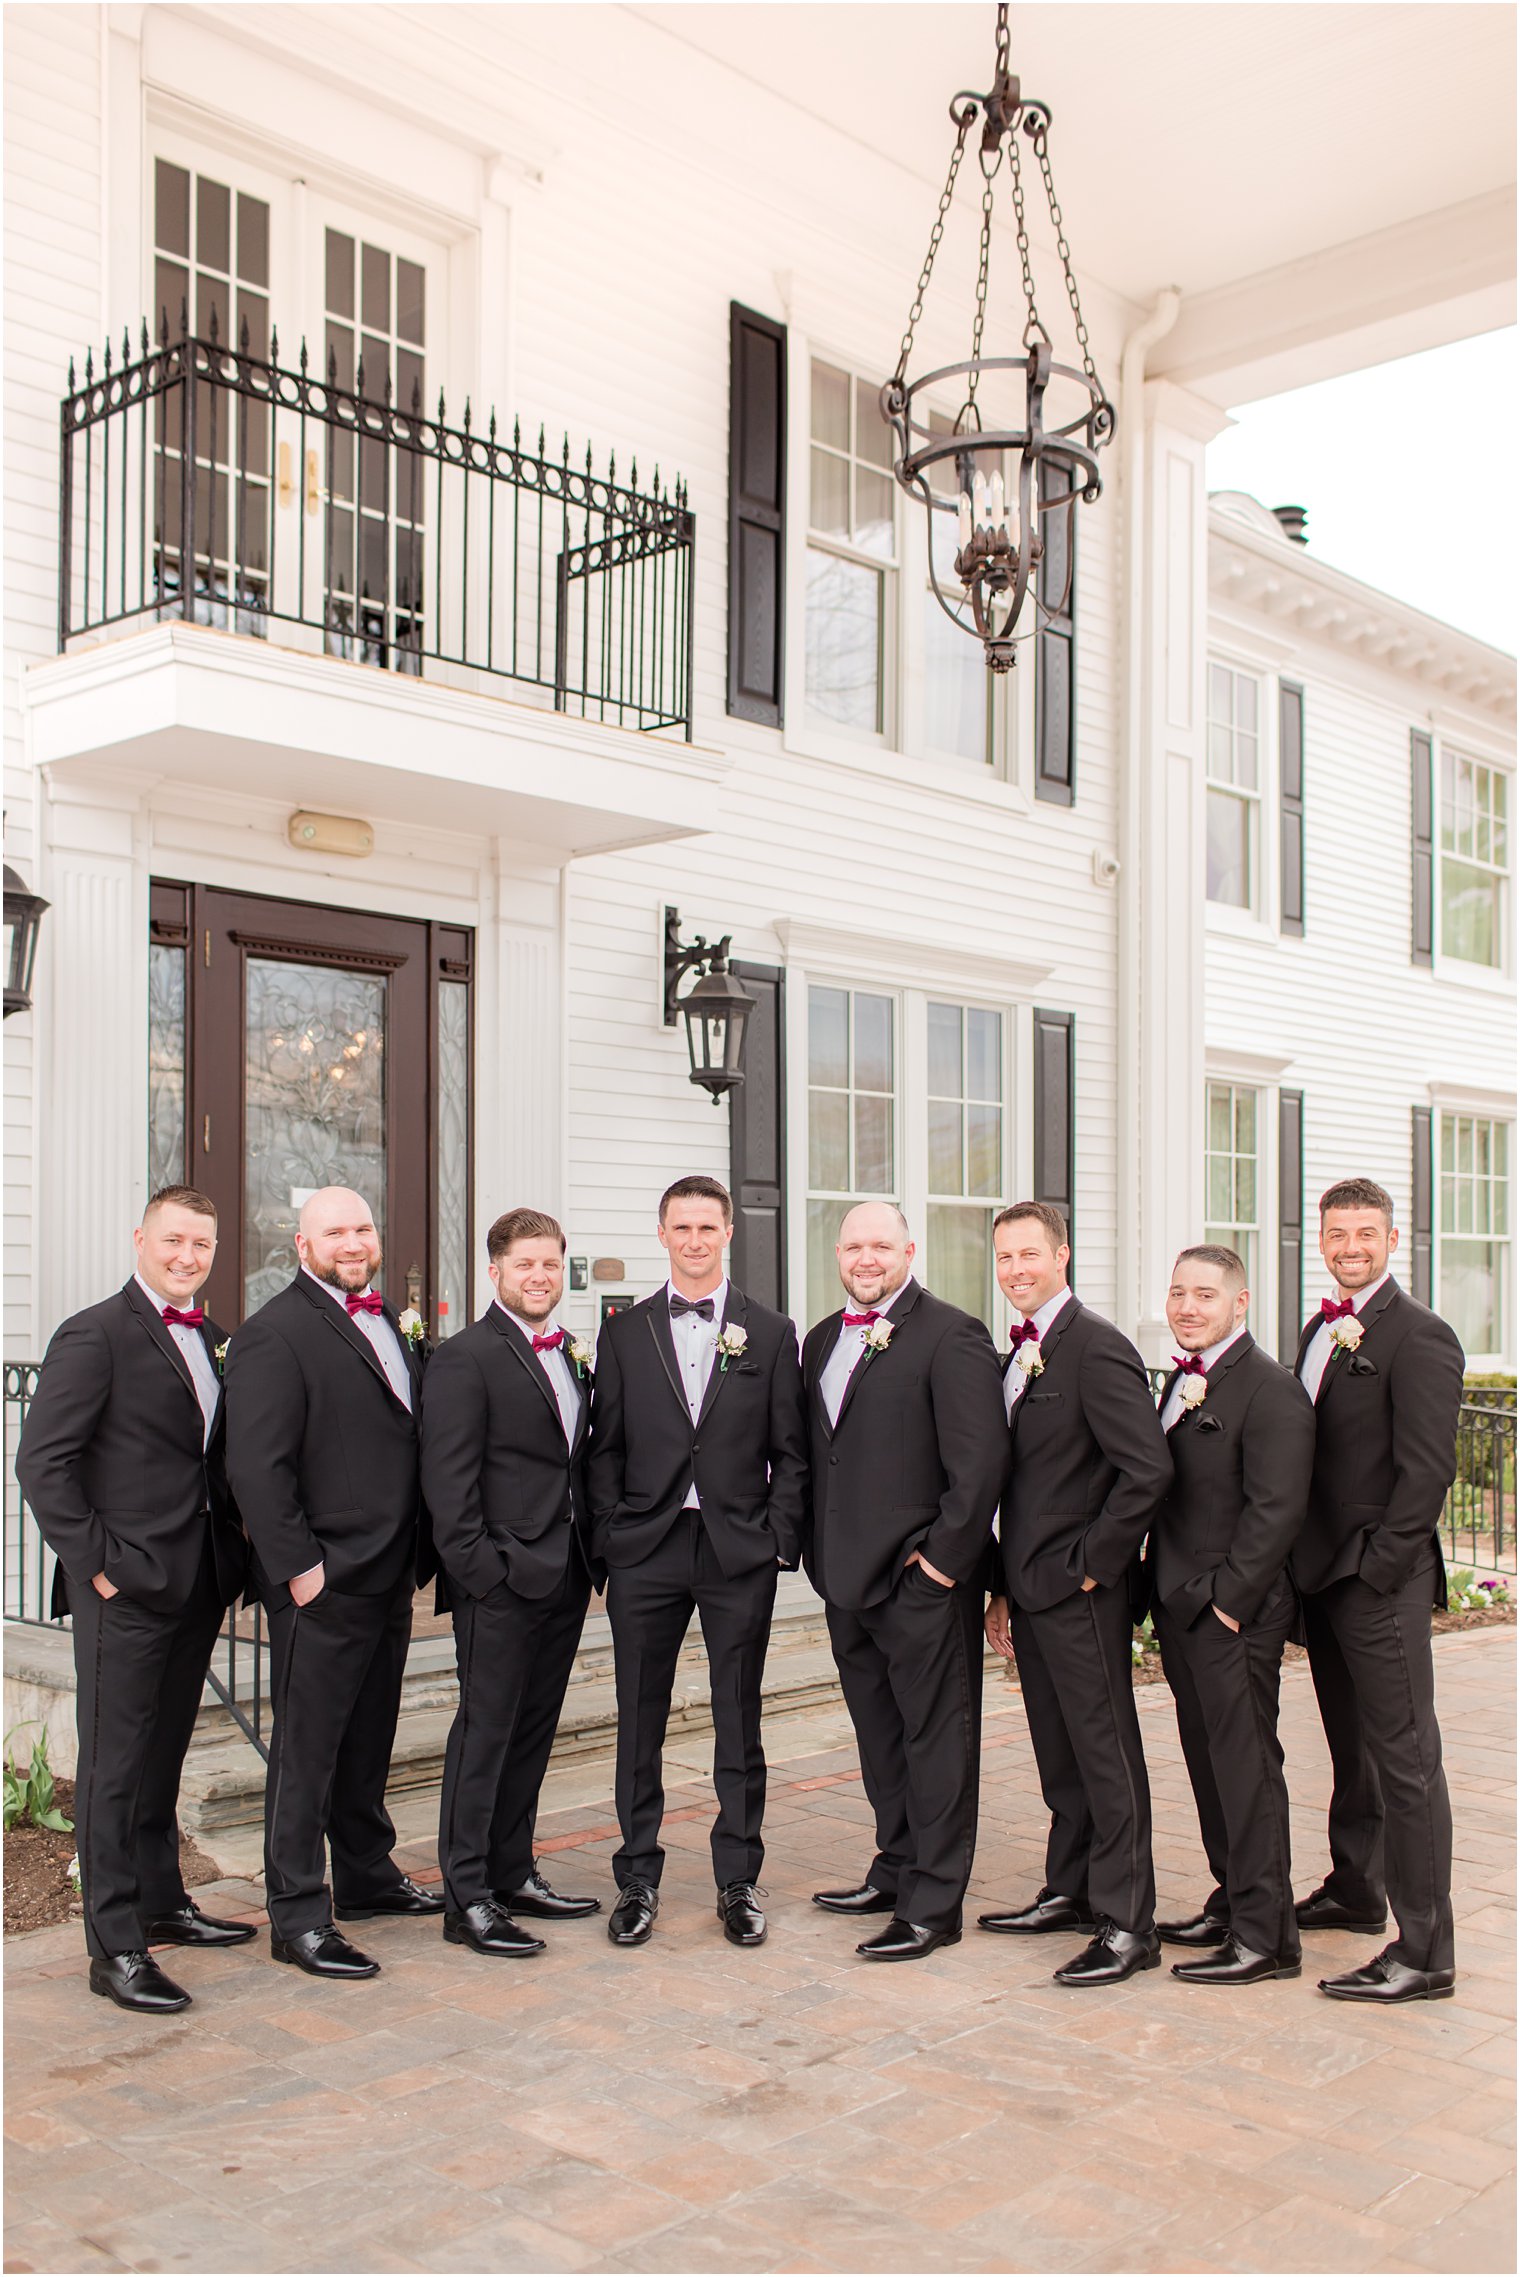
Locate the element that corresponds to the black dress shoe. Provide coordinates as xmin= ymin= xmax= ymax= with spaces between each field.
xmin=608 ymin=1882 xmax=659 ymax=1946
xmin=89 ymin=1951 xmax=191 ymax=2013
xmin=497 ymin=1864 xmax=601 ymax=1920
xmin=270 ymin=1926 xmax=380 ymax=1978
xmin=1172 ymin=1936 xmax=1302 ymax=1984
xmin=718 ymin=1882 xmax=767 ymax=1947
xmin=144 ymin=1900 xmax=257 ymax=1949
xmin=1294 ymin=1885 xmax=1388 ymax=1935
xmin=333 ymin=1875 xmax=445 ymax=1921
xmin=857 ymin=1918 xmax=962 ymax=1962
xmin=443 ymin=1901 xmax=546 ymax=1958
xmin=1319 ymin=1947 xmax=1456 ymax=2003
xmin=978 ymin=1888 xmax=1095 ymax=1936
xmin=1052 ymin=1923 xmax=1162 ymax=1986
xmin=1157 ymin=1909 xmax=1231 ymax=1948
xmin=812 ymin=1882 xmax=897 ymax=1915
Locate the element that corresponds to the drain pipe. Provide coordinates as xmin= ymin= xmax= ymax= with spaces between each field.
xmin=1115 ymin=287 xmax=1181 ymax=1347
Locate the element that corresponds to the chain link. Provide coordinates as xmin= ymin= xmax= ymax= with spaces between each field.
xmin=1033 ymin=125 xmax=1099 ymax=387
xmin=1007 ymin=131 xmax=1049 ymax=351
xmin=965 ymin=161 xmax=997 ymax=409
xmin=891 ymin=105 xmax=975 ymax=387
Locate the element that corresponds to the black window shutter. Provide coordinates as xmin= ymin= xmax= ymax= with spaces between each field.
xmin=1034 ymin=466 xmax=1075 ymax=805
xmin=1411 ymin=1105 xmax=1434 ymax=1304
xmin=1277 ymin=1088 xmax=1304 ymax=1361
xmin=1033 ymin=1009 xmax=1075 ymax=1272
xmin=728 ymin=961 xmax=786 ymax=1310
xmin=1411 ymin=729 xmax=1434 ymax=966
xmin=1279 ymin=681 xmax=1305 ymax=937
xmin=727 ymin=304 xmax=787 ymax=727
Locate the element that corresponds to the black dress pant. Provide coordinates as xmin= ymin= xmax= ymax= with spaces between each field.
xmin=263 ymin=1572 xmax=414 ymax=1939
xmin=1155 ymin=1577 xmax=1299 ymax=1959
xmin=606 ymin=1514 xmax=776 ymax=1891
xmin=437 ymin=1542 xmax=591 ymax=1910
xmin=68 ymin=1546 xmax=225 ymax=1959
xmin=1301 ymin=1554 xmax=1454 ymax=1972
xmin=1010 ymin=1579 xmax=1155 ymax=1934
xmin=825 ymin=1565 xmax=983 ymax=1933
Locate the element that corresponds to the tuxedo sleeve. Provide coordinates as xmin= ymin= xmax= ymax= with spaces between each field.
xmin=586 ymin=1327 xmax=628 ymax=1539
xmin=14 ymin=1315 xmax=113 ymax=1587
xmin=224 ymin=1322 xmax=320 ymax=1586
xmin=1358 ymin=1310 xmax=1464 ymax=1594
xmin=763 ymin=1328 xmax=809 ymax=1568
xmin=419 ymin=1341 xmax=509 ymax=1599
xmin=923 ymin=1315 xmax=1009 ymax=1583
xmin=1210 ymin=1372 xmax=1314 ymax=1626
xmin=1077 ymin=1335 xmax=1174 ymax=1586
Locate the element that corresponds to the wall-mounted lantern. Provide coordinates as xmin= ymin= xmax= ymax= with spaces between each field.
xmin=663 ymin=906 xmax=755 ymax=1104
xmin=3 ymin=865 xmax=49 ymax=1018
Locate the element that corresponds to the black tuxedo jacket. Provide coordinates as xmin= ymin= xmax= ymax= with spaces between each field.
xmin=1148 ymin=1332 xmax=1315 ymax=1629
xmin=990 ymin=1295 xmax=1173 ymax=1613
xmin=421 ymin=1306 xmax=600 ymax=1602
xmin=16 ymin=1278 xmax=246 ymax=1617
xmin=1289 ymin=1279 xmax=1463 ymax=1602
xmin=225 ymin=1271 xmax=433 ymax=1604
xmin=587 ymin=1284 xmax=808 ymax=1576
xmin=800 ymin=1279 xmax=1006 ymax=1612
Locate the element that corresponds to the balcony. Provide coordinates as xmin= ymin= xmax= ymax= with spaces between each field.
xmin=30 ymin=317 xmax=722 ymax=856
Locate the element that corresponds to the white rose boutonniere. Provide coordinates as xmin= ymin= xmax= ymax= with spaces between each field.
xmin=1177 ymin=1372 xmax=1208 ymax=1411
xmin=716 ymin=1323 xmax=749 ymax=1373
xmin=1014 ymin=1341 xmax=1044 ymax=1381
xmin=566 ymin=1334 xmax=594 ymax=1378
xmin=396 ymin=1307 xmax=427 ymax=1348
xmin=862 ymin=1317 xmax=894 ymax=1354
xmin=1329 ymin=1315 xmax=1365 ymax=1354
xmin=213 ymin=1339 xmax=230 ymax=1376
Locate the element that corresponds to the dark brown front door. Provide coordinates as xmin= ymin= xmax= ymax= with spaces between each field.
xmin=149 ymin=881 xmax=472 ymax=1329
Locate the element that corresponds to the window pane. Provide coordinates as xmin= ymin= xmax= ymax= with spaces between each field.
xmin=325 ymin=229 xmax=355 ymax=320
xmin=197 ymin=175 xmax=230 ymax=273
xmin=923 ymin=589 xmax=991 ymax=763
xmin=926 ymin=1204 xmax=993 ymax=1329
xmin=155 ymin=160 xmax=190 ymax=257
xmin=1443 ymin=1240 xmax=1500 ymax=1354
xmin=1235 ymin=1089 xmax=1256 ymax=1152
xmin=1207 ymin=1083 xmax=1232 ymax=1154
xmin=808 ymin=984 xmax=849 ymax=1088
xmin=147 ymin=943 xmax=187 ymax=1193
xmin=811 ymin=361 xmax=849 ymax=450
xmin=807 ymin=1197 xmax=845 ymax=1327
xmin=810 ymin=448 xmax=849 ymax=539
xmin=968 ymin=1102 xmax=1002 ymax=1197
xmin=1207 ymin=1156 xmax=1234 ymax=1222
xmin=805 ymin=548 xmax=882 ymax=732
xmin=853 ymin=467 xmax=894 ymax=558
xmin=1208 ymin=663 xmax=1231 ymax=726
xmin=1236 ymin=676 xmax=1257 ymax=732
xmin=809 ymin=1087 xmax=849 ymax=1190
xmin=154 ymin=257 xmax=188 ymax=340
xmin=926 ymin=1001 xmax=962 ymax=1099
xmin=361 ymin=242 xmax=390 ymax=332
xmin=396 ymin=258 xmax=426 ymax=346
xmin=855 ymin=377 xmax=892 ymax=468
xmin=1235 ymin=727 xmax=1259 ymax=792
xmin=237 ymin=194 xmax=269 ymax=289
xmin=435 ymin=980 xmax=469 ymax=1340
xmin=1206 ymin=787 xmax=1250 ymax=907
xmin=928 ymin=1099 xmax=963 ymax=1194
xmin=854 ymin=1094 xmax=893 ymax=1192
xmin=1207 ymin=721 xmax=1233 ymax=782
xmin=1441 ymin=861 xmax=1500 ymax=967
xmin=968 ymin=1009 xmax=1001 ymax=1102
xmin=853 ymin=993 xmax=893 ymax=1095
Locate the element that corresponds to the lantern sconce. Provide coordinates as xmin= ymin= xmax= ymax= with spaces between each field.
xmin=662 ymin=905 xmax=756 ymax=1105
xmin=3 ymin=863 xmax=49 ymax=1019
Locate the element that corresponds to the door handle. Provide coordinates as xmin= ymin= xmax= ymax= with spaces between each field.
xmin=306 ymin=449 xmax=321 ymax=516
xmin=405 ymin=1262 xmax=422 ymax=1312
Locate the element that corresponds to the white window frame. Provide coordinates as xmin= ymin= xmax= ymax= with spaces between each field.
xmin=1435 ymin=744 xmax=1512 ymax=981
xmin=801 ymin=352 xmax=900 ymax=747
xmin=1436 ymin=1111 xmax=1512 ymax=1366
xmin=1201 ymin=1068 xmax=1279 ymax=1336
xmin=1204 ymin=656 xmax=1275 ymax=934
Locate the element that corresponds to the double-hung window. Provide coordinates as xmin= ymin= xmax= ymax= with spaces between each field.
xmin=919 ymin=412 xmax=994 ymax=767
xmin=1206 ymin=664 xmax=1261 ymax=911
xmin=1439 ymin=1114 xmax=1510 ymax=1357
xmin=806 ymin=985 xmax=897 ymax=1321
xmin=1440 ymin=752 xmax=1509 ymax=969
xmin=805 ymin=361 xmax=896 ymax=735
xmin=1204 ymin=1080 xmax=1260 ymax=1291
xmin=926 ymin=1002 xmax=1004 ymax=1321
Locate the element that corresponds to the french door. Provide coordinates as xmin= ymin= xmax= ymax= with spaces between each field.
xmin=148 ymin=882 xmax=473 ymax=1332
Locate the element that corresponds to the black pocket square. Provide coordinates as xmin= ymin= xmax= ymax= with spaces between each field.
xmin=1348 ymin=1355 xmax=1379 ymax=1376
xmin=1196 ymin=1414 xmax=1225 ymax=1433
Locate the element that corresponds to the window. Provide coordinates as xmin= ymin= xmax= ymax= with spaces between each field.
xmin=1206 ymin=664 xmax=1261 ymax=910
xmin=925 ymin=1002 xmax=1004 ymax=1324
xmin=806 ymin=985 xmax=895 ymax=1321
xmin=920 ymin=413 xmax=992 ymax=766
xmin=323 ymin=225 xmax=427 ymax=670
xmin=1205 ymin=1081 xmax=1259 ymax=1291
xmin=1439 ymin=1114 xmax=1510 ymax=1355
xmin=1440 ymin=752 xmax=1509 ymax=969
xmin=805 ymin=361 xmax=895 ymax=733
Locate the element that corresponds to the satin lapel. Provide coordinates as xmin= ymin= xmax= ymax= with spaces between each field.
xmin=121 ymin=1280 xmax=200 ymax=1410
xmin=1170 ymin=1332 xmax=1252 ymax=1433
xmin=696 ymin=1287 xmax=747 ymax=1428
xmin=1156 ymin=1367 xmax=1182 ymax=1429
xmin=834 ymin=1279 xmax=922 ymax=1435
xmin=1292 ymin=1312 xmax=1319 ymax=1382
xmin=298 ymin=1276 xmax=409 ymax=1410
xmin=645 ymin=1300 xmax=689 ymax=1422
xmin=570 ymin=1363 xmax=591 ymax=1455
xmin=1008 ymin=1294 xmax=1079 ymax=1437
xmin=199 ymin=1316 xmax=228 ymax=1443
xmin=809 ymin=1314 xmax=843 ymax=1440
xmin=490 ymin=1306 xmax=566 ymax=1434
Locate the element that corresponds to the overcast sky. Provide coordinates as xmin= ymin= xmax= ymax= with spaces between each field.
xmin=1205 ymin=327 xmax=1516 ymax=656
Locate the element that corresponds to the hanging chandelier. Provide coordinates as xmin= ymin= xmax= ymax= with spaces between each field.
xmin=882 ymin=2 xmax=1114 ymax=672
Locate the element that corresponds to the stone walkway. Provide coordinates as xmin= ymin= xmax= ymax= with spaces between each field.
xmin=4 ymin=1630 xmax=1513 ymax=2276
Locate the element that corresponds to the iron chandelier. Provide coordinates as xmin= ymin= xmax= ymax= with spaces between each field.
xmin=882 ymin=1 xmax=1114 ymax=672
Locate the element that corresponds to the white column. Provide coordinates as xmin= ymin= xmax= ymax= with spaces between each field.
xmin=477 ymin=845 xmax=566 ymax=1248
xmin=1117 ymin=379 xmax=1233 ymax=1363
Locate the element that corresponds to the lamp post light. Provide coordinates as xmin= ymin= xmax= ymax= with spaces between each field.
xmin=3 ymin=864 xmax=49 ymax=1018
xmin=881 ymin=0 xmax=1114 ymax=673
xmin=662 ymin=906 xmax=755 ymax=1104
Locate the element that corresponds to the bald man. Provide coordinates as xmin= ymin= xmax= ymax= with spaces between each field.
xmin=226 ymin=1188 xmax=441 ymax=1979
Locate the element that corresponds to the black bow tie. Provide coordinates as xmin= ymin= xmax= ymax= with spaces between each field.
xmin=669 ymin=1294 xmax=715 ymax=1321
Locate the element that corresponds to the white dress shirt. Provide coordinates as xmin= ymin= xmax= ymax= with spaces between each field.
xmin=136 ymin=1273 xmax=219 ymax=1448
xmin=302 ymin=1267 xmax=413 ymax=1411
xmin=819 ymin=1277 xmax=913 ymax=1430
xmin=497 ymin=1301 xmax=581 ymax=1444
xmin=1298 ymin=1271 xmax=1391 ymax=1404
xmin=1004 ymin=1285 xmax=1074 ymax=1419
xmin=667 ymin=1277 xmax=727 ymax=1508
xmin=1160 ymin=1323 xmax=1248 ymax=1432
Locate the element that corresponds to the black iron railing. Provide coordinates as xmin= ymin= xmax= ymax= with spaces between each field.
xmin=59 ymin=314 xmax=695 ymax=738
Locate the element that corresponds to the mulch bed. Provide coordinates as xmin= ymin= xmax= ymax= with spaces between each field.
xmin=4 ymin=1778 xmax=223 ymax=1939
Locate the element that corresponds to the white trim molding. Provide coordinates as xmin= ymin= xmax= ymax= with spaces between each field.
xmin=774 ymin=917 xmax=1054 ymax=1001
xmin=1206 ymin=1045 xmax=1295 ymax=1084
xmin=1427 ymin=1081 xmax=1518 ymax=1119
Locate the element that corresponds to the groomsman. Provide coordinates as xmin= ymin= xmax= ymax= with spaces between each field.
xmin=15 ymin=1187 xmax=254 ymax=2012
xmin=1291 ymin=1178 xmax=1463 ymax=2003
xmin=982 ymin=1203 xmax=1172 ymax=1984
xmin=1149 ymin=1246 xmax=1314 ymax=1984
xmin=803 ymin=1203 xmax=1006 ymax=1962
xmin=588 ymin=1176 xmax=808 ymax=1948
xmin=422 ymin=1209 xmax=603 ymax=1958
xmin=226 ymin=1187 xmax=442 ymax=1979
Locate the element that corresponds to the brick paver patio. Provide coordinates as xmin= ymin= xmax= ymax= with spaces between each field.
xmin=4 ymin=1628 xmax=1513 ymax=2276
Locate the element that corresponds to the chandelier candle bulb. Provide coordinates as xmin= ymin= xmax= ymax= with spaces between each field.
xmin=957 ymin=492 xmax=972 ymax=546
xmin=990 ymin=470 xmax=1006 ymax=532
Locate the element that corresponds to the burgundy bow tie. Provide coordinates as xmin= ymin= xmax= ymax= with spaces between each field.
xmin=843 ymin=1311 xmax=881 ymax=1329
xmin=1321 ymin=1297 xmax=1356 ymax=1323
xmin=162 ymin=1305 xmax=204 ymax=1329
xmin=532 ymin=1329 xmax=564 ymax=1352
xmin=345 ymin=1291 xmax=384 ymax=1317
xmin=1173 ymin=1353 xmax=1206 ymax=1377
xmin=1010 ymin=1320 xmax=1041 ymax=1349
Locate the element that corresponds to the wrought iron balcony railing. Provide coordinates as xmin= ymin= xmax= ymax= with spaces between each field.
xmin=59 ymin=314 xmax=695 ymax=737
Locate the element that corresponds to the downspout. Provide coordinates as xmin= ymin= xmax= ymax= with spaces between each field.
xmin=1115 ymin=287 xmax=1181 ymax=1343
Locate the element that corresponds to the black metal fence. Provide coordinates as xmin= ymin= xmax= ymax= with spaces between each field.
xmin=59 ymin=315 xmax=695 ymax=738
